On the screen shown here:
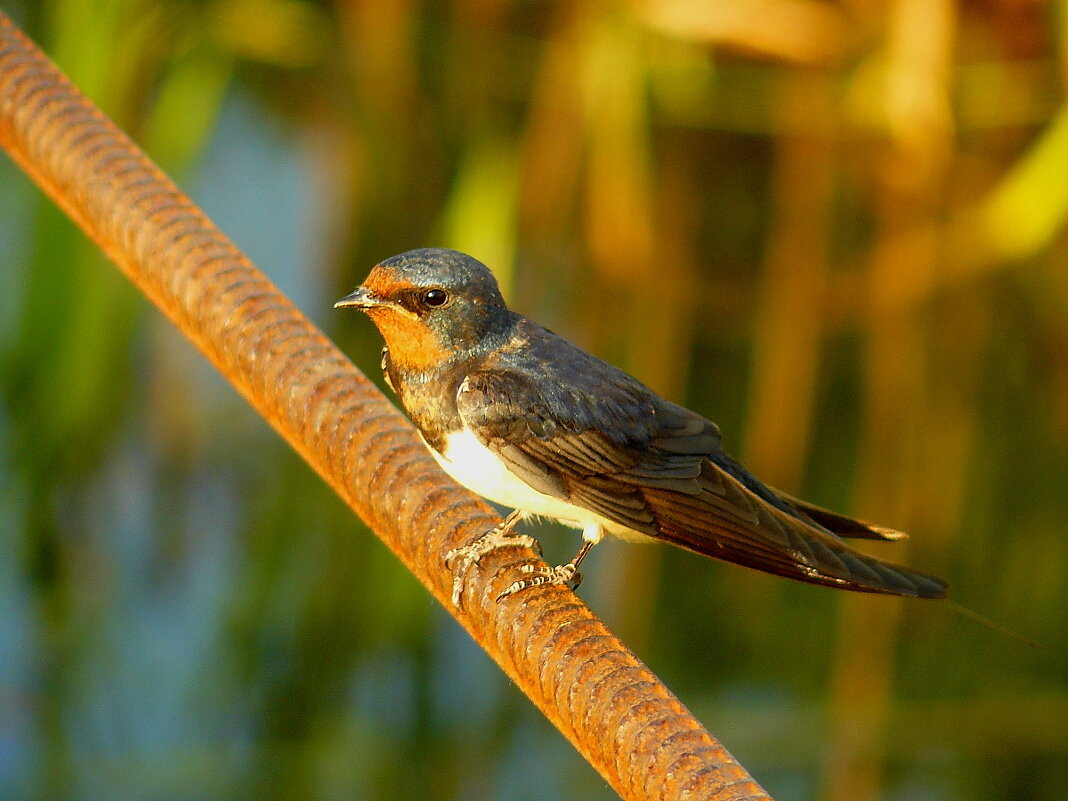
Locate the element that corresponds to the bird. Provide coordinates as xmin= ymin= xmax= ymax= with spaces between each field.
xmin=335 ymin=248 xmax=947 ymax=605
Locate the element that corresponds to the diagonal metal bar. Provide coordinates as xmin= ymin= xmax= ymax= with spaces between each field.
xmin=0 ymin=12 xmax=771 ymax=801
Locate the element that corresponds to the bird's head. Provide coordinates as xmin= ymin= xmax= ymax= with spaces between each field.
xmin=335 ymin=248 xmax=510 ymax=370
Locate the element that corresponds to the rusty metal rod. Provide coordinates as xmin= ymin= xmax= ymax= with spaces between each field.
xmin=0 ymin=12 xmax=771 ymax=801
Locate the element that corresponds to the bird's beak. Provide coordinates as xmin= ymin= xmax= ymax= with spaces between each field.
xmin=334 ymin=287 xmax=382 ymax=310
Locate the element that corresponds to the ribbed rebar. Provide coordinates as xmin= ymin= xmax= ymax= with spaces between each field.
xmin=0 ymin=12 xmax=771 ymax=801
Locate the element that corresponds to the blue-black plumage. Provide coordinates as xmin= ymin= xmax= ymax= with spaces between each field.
xmin=336 ymin=248 xmax=947 ymax=603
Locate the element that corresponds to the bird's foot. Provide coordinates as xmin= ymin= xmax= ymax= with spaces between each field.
xmin=495 ymin=561 xmax=583 ymax=601
xmin=445 ymin=510 xmax=540 ymax=607
xmin=495 ymin=538 xmax=595 ymax=601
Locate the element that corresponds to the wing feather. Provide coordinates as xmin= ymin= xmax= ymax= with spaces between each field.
xmin=455 ymin=359 xmax=945 ymax=599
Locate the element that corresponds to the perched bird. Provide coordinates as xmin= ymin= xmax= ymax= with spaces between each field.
xmin=336 ymin=248 xmax=947 ymax=605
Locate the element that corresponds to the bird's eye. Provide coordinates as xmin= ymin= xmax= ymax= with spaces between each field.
xmin=421 ymin=288 xmax=450 ymax=308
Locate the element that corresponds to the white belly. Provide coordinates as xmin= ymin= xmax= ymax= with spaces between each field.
xmin=428 ymin=428 xmax=642 ymax=542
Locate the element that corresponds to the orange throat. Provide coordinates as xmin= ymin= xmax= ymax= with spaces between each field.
xmin=366 ymin=307 xmax=452 ymax=371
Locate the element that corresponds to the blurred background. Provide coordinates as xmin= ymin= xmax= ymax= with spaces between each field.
xmin=1 ymin=0 xmax=1066 ymax=799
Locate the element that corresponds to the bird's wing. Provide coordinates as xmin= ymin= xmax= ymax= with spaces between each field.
xmin=456 ymin=366 xmax=945 ymax=598
xmin=454 ymin=368 xmax=666 ymax=533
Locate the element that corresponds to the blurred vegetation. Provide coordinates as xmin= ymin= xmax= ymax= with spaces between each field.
xmin=1 ymin=0 xmax=1066 ymax=799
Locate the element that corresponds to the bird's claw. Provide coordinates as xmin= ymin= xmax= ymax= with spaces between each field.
xmin=445 ymin=513 xmax=539 ymax=607
xmin=495 ymin=562 xmax=583 ymax=602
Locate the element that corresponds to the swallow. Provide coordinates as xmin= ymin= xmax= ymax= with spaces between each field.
xmin=336 ymin=248 xmax=947 ymax=605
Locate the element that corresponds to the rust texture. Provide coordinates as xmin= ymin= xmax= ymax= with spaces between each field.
xmin=0 ymin=12 xmax=771 ymax=801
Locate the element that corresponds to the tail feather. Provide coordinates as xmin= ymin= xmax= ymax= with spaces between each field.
xmin=773 ymin=490 xmax=909 ymax=541
xmin=642 ymin=463 xmax=948 ymax=599
xmin=711 ymin=453 xmax=909 ymax=542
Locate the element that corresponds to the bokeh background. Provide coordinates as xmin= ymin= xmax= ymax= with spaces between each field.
xmin=1 ymin=0 xmax=1066 ymax=799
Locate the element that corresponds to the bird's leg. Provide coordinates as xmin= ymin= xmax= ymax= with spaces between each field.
xmin=496 ymin=530 xmax=599 ymax=602
xmin=444 ymin=509 xmax=540 ymax=607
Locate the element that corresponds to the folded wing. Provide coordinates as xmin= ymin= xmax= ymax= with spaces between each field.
xmin=456 ymin=362 xmax=946 ymax=599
